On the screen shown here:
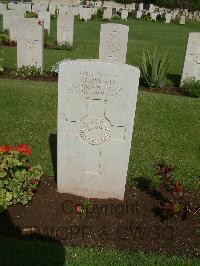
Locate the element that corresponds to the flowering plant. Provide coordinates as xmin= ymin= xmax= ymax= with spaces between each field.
xmin=0 ymin=144 xmax=43 ymax=213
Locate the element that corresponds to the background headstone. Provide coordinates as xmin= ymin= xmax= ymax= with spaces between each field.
xmin=103 ymin=7 xmax=112 ymax=19
xmin=57 ymin=13 xmax=74 ymax=45
xmin=38 ymin=11 xmax=50 ymax=34
xmin=180 ymin=15 xmax=186 ymax=24
xmin=57 ymin=60 xmax=140 ymax=200
xmin=99 ymin=23 xmax=129 ymax=64
xmin=121 ymin=9 xmax=128 ymax=21
xmin=17 ymin=18 xmax=44 ymax=72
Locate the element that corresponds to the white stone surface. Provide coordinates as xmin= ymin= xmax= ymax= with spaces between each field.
xmin=49 ymin=4 xmax=56 ymax=15
xmin=121 ymin=9 xmax=128 ymax=20
xmin=165 ymin=13 xmax=172 ymax=23
xmin=99 ymin=23 xmax=129 ymax=64
xmin=79 ymin=7 xmax=92 ymax=21
xmin=180 ymin=15 xmax=186 ymax=24
xmin=57 ymin=59 xmax=140 ymax=200
xmin=139 ymin=3 xmax=143 ymax=11
xmin=38 ymin=11 xmax=50 ymax=34
xmin=10 ymin=16 xmax=24 ymax=41
xmin=103 ymin=7 xmax=112 ymax=19
xmin=0 ymin=4 xmax=7 ymax=15
xmin=181 ymin=32 xmax=200 ymax=85
xmin=57 ymin=14 xmax=74 ymax=45
xmin=17 ymin=18 xmax=44 ymax=72
xmin=151 ymin=12 xmax=157 ymax=21
xmin=3 ymin=10 xmax=15 ymax=31
xmin=136 ymin=10 xmax=142 ymax=19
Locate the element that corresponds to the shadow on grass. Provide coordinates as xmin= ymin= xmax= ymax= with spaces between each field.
xmin=167 ymin=73 xmax=181 ymax=87
xmin=0 ymin=210 xmax=65 ymax=266
xmin=49 ymin=133 xmax=57 ymax=184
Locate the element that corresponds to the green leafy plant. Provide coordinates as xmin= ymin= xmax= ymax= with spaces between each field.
xmin=0 ymin=34 xmax=16 ymax=46
xmin=56 ymin=42 xmax=73 ymax=51
xmin=76 ymin=199 xmax=92 ymax=220
xmin=0 ymin=144 xmax=43 ymax=213
xmin=0 ymin=46 xmax=4 ymax=73
xmin=141 ymin=48 xmax=169 ymax=89
xmin=142 ymin=14 xmax=151 ymax=21
xmin=181 ymin=78 xmax=200 ymax=98
xmin=26 ymin=11 xmax=38 ymax=18
xmin=91 ymin=8 xmax=103 ymax=20
xmin=12 ymin=66 xmax=41 ymax=77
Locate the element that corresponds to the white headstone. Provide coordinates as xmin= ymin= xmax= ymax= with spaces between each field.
xmin=3 ymin=10 xmax=15 ymax=31
xmin=57 ymin=14 xmax=74 ymax=45
xmin=57 ymin=60 xmax=140 ymax=200
xmin=121 ymin=9 xmax=128 ymax=20
xmin=180 ymin=15 xmax=185 ymax=24
xmin=38 ymin=11 xmax=50 ymax=34
xmin=181 ymin=32 xmax=200 ymax=85
xmin=139 ymin=3 xmax=144 ymax=11
xmin=49 ymin=4 xmax=56 ymax=15
xmin=151 ymin=12 xmax=157 ymax=21
xmin=165 ymin=13 xmax=172 ymax=23
xmin=99 ymin=23 xmax=129 ymax=64
xmin=136 ymin=11 xmax=142 ymax=19
xmin=10 ymin=15 xmax=24 ymax=42
xmin=0 ymin=4 xmax=7 ymax=15
xmin=103 ymin=7 xmax=112 ymax=19
xmin=17 ymin=18 xmax=44 ymax=73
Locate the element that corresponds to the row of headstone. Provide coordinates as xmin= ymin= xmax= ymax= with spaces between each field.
xmin=9 ymin=18 xmax=127 ymax=79
xmin=136 ymin=10 xmax=187 ymax=24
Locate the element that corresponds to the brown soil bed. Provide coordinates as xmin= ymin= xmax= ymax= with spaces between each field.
xmin=0 ymin=176 xmax=199 ymax=257
xmin=1 ymin=71 xmax=184 ymax=97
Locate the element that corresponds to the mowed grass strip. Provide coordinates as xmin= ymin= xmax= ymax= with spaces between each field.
xmin=0 ymin=79 xmax=199 ymax=188
xmin=0 ymin=16 xmax=200 ymax=84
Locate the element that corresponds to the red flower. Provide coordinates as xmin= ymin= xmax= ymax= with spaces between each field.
xmin=0 ymin=146 xmax=7 ymax=153
xmin=174 ymin=181 xmax=182 ymax=192
xmin=7 ymin=145 xmax=13 ymax=153
xmin=16 ymin=144 xmax=30 ymax=156
xmin=76 ymin=205 xmax=82 ymax=214
xmin=38 ymin=20 xmax=44 ymax=26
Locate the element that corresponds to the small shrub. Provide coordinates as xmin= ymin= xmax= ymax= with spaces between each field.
xmin=91 ymin=9 xmax=103 ymax=20
xmin=56 ymin=42 xmax=73 ymax=51
xmin=0 ymin=34 xmax=16 ymax=46
xmin=181 ymin=78 xmax=200 ymax=98
xmin=112 ymin=14 xmax=122 ymax=20
xmin=12 ymin=66 xmax=41 ymax=77
xmin=76 ymin=199 xmax=92 ymax=220
xmin=141 ymin=48 xmax=169 ymax=89
xmin=142 ymin=14 xmax=151 ymax=21
xmin=26 ymin=11 xmax=38 ymax=18
xmin=156 ymin=14 xmax=165 ymax=22
xmin=0 ymin=144 xmax=43 ymax=213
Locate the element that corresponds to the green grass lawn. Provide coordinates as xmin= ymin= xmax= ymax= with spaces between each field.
xmin=0 ymin=79 xmax=199 ymax=189
xmin=0 ymin=16 xmax=200 ymax=85
xmin=1 ymin=236 xmax=200 ymax=266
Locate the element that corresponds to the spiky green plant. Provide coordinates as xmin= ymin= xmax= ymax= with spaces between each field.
xmin=0 ymin=47 xmax=4 ymax=73
xmin=141 ymin=48 xmax=169 ymax=89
